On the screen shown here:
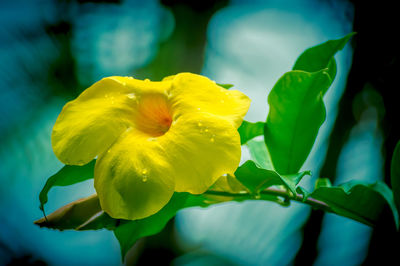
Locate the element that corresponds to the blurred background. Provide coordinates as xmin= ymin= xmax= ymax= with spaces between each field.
xmin=0 ymin=0 xmax=399 ymax=265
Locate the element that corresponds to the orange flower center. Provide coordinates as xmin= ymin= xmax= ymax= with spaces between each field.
xmin=134 ymin=94 xmax=172 ymax=137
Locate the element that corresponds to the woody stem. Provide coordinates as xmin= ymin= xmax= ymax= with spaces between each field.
xmin=203 ymin=187 xmax=332 ymax=213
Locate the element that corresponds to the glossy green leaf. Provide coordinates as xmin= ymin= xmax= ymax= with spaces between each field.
xmin=113 ymin=186 xmax=296 ymax=260
xmin=34 ymin=194 xmax=117 ymax=231
xmin=238 ymin=121 xmax=265 ymax=144
xmin=308 ymin=181 xmax=399 ymax=228
xmin=264 ymin=70 xmax=331 ymax=175
xmin=114 ymin=193 xmax=208 ymax=260
xmin=293 ymin=32 xmax=355 ymax=85
xmin=39 ymin=160 xmax=96 ymax=211
xmin=315 ymin=178 xmax=332 ymax=188
xmin=217 ymin=83 xmax=234 ymax=89
xmin=391 ymin=140 xmax=400 ymax=219
xmin=235 ymin=160 xmax=310 ymax=195
xmin=247 ymin=139 xmax=273 ymax=170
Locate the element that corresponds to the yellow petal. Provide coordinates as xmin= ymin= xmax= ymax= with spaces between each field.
xmin=161 ymin=113 xmax=242 ymax=194
xmin=106 ymin=76 xmax=171 ymax=95
xmin=94 ymin=128 xmax=175 ymax=220
xmin=210 ymin=174 xmax=246 ymax=193
xmin=168 ymin=73 xmax=251 ymax=128
xmin=52 ymin=77 xmax=172 ymax=165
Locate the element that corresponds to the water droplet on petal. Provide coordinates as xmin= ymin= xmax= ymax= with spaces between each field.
xmin=141 ymin=169 xmax=148 ymax=182
xmin=165 ymin=90 xmax=172 ymax=97
xmin=127 ymin=93 xmax=136 ymax=99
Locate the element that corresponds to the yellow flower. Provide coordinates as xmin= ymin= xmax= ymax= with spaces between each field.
xmin=52 ymin=73 xmax=250 ymax=220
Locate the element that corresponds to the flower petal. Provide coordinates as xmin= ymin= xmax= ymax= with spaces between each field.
xmin=169 ymin=73 xmax=251 ymax=128
xmin=94 ymin=129 xmax=175 ymax=220
xmin=162 ymin=113 xmax=242 ymax=194
xmin=52 ymin=77 xmax=172 ymax=165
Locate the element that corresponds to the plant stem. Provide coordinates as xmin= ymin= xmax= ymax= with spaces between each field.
xmin=204 ymin=187 xmax=332 ymax=213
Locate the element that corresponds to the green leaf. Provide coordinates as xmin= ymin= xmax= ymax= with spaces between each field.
xmin=114 ymin=193 xmax=208 ymax=260
xmin=315 ymin=178 xmax=332 ymax=188
xmin=217 ymin=83 xmax=234 ymax=89
xmin=34 ymin=194 xmax=117 ymax=231
xmin=391 ymin=140 xmax=400 ymax=220
xmin=235 ymin=160 xmax=310 ymax=195
xmin=246 ymin=139 xmax=273 ymax=170
xmin=283 ymin=171 xmax=312 ymax=194
xmin=309 ymin=181 xmax=399 ymax=228
xmin=296 ymin=186 xmax=310 ymax=203
xmin=264 ymin=70 xmax=331 ymax=174
xmin=39 ymin=160 xmax=96 ymax=211
xmin=293 ymin=32 xmax=355 ymax=85
xmin=238 ymin=121 xmax=265 ymax=144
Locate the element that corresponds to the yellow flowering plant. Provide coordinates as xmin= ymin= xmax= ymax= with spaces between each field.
xmin=52 ymin=72 xmax=250 ymax=220
xmin=35 ymin=33 xmax=400 ymax=260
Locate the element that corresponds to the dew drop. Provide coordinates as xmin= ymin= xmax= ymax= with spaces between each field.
xmin=127 ymin=93 xmax=136 ymax=99
xmin=141 ymin=169 xmax=148 ymax=182
xmin=141 ymin=169 xmax=149 ymax=182
xmin=165 ymin=90 xmax=172 ymax=97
